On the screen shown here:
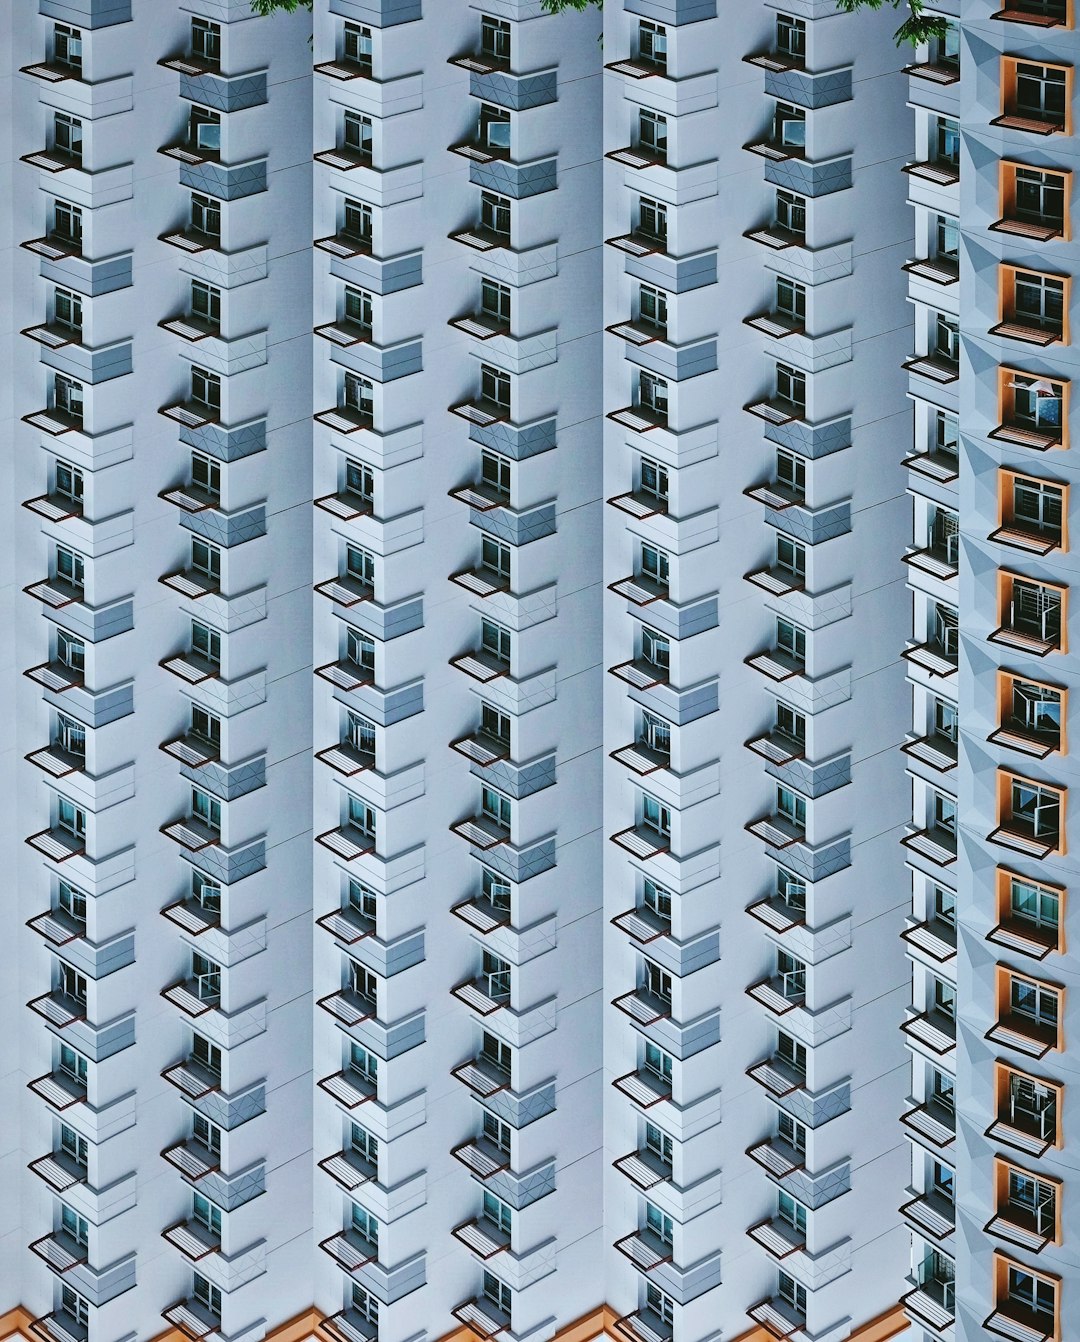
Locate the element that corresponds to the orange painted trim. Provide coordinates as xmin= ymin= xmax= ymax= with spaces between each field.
xmin=0 ymin=1308 xmax=36 ymax=1342
xmin=149 ymin=1308 xmax=324 ymax=1342
xmin=436 ymin=1305 xmax=618 ymax=1342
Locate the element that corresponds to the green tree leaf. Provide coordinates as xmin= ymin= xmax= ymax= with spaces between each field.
xmin=250 ymin=0 xmax=313 ymax=15
xmin=834 ymin=0 xmax=948 ymax=46
xmin=539 ymin=0 xmax=603 ymax=12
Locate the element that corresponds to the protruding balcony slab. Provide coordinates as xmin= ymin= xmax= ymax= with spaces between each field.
xmin=451 ymin=1058 xmax=511 ymax=1100
xmin=452 ymin=1298 xmax=510 ymax=1340
xmin=28 ymin=1069 xmax=87 ymax=1112
xmin=29 ymin=1231 xmax=88 ymax=1275
xmin=612 ymin=1068 xmax=671 ymax=1109
xmin=901 ymin=1191 xmax=955 ymax=1242
xmin=614 ymin=1230 xmax=673 ymax=1273
xmin=161 ymin=1139 xmax=221 ymax=1183
xmin=318 ymin=1149 xmax=377 ymax=1192
xmin=319 ymin=1229 xmax=378 ymax=1275
xmin=161 ymin=1061 xmax=222 ymax=1101
xmin=162 ymin=1218 xmax=220 ymax=1262
xmin=451 ymin=1138 xmax=511 ymax=1182
xmin=900 ymin=1100 xmax=955 ymax=1152
xmin=161 ymin=1299 xmax=220 ymax=1341
xmin=451 ymin=1217 xmax=510 ymax=1260
xmin=315 ymin=825 xmax=376 ymax=863
xmin=450 ymin=815 xmax=510 ymax=851
xmin=26 ymin=827 xmax=85 ymax=864
xmin=317 ymin=1068 xmax=377 ymax=1110
xmin=161 ymin=818 xmax=221 ymax=853
xmin=610 ymin=826 xmax=670 ymax=860
xmin=613 ymin=1149 xmax=670 ymax=1191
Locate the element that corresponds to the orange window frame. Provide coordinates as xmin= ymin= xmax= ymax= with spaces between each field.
xmin=998 ymin=265 xmax=1072 ymax=344
xmin=995 ymin=767 xmax=1067 ymax=854
xmin=993 ymin=1061 xmax=1065 ymax=1149
xmin=999 ymin=161 xmax=1073 ymax=241
xmin=997 ymin=366 xmax=1071 ymax=448
xmin=997 ymin=468 xmax=1069 ymax=549
xmin=995 ymin=963 xmax=1065 ymax=1051
xmin=996 ymin=670 xmax=1068 ymax=750
xmin=1000 ymin=57 xmax=1075 ymax=135
xmin=996 ymin=0 xmax=1074 ymax=27
xmin=997 ymin=570 xmax=1069 ymax=652
xmin=993 ymin=1251 xmax=1062 ymax=1338
xmin=993 ymin=1157 xmax=1063 ymax=1244
xmin=995 ymin=866 xmax=1066 ymax=953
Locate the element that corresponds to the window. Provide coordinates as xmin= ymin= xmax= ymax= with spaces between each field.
xmin=644 ymin=1121 xmax=673 ymax=1167
xmin=779 ymin=1270 xmax=807 ymax=1316
xmin=776 ymin=618 xmax=806 ymax=665
xmin=934 ymin=602 xmax=959 ymax=656
xmin=776 ymin=362 xmax=806 ymax=411
xmin=643 ymin=878 xmax=671 ymax=924
xmin=54 ymin=288 xmax=81 ymax=335
xmin=192 ymin=952 xmax=221 ymax=1005
xmin=643 ymin=959 xmax=672 ymax=1007
xmin=346 ymin=544 xmax=375 ymax=588
xmin=188 ymin=105 xmax=221 ymax=153
xmin=190 ymin=192 xmax=220 ymax=240
xmin=341 ymin=629 xmax=374 ymax=678
xmin=347 ymin=880 xmax=377 ymax=925
xmin=481 ymin=536 xmax=511 ymax=581
xmin=775 ymin=189 xmax=806 ymax=238
xmin=481 ymin=279 xmax=511 ymax=326
xmin=776 ymin=13 xmax=806 ymax=63
xmin=773 ymin=101 xmax=806 ymax=149
xmin=344 ymin=111 xmax=373 ymax=158
xmin=53 ymin=112 xmax=83 ymax=165
xmin=479 ymin=103 xmax=511 ymax=152
xmin=639 ymin=456 xmax=668 ymax=504
xmin=351 ymin=1121 xmax=379 ymax=1167
xmin=1001 ymin=1261 xmax=1057 ymax=1326
xmin=60 ymin=1204 xmax=88 ymax=1248
xmin=932 ymin=1067 xmax=955 ymax=1112
xmin=645 ymin=1202 xmax=673 ymax=1245
xmin=58 ymin=963 xmax=87 ymax=1007
xmin=341 ymin=374 xmax=374 ymax=424
xmin=776 ymin=785 xmax=806 ymax=829
xmin=778 ymin=1190 xmax=807 ymax=1234
xmin=1001 ymin=1163 xmax=1058 ymax=1237
xmin=936 ymin=410 xmax=959 ymax=458
xmin=192 ymin=453 xmax=221 ymax=500
xmin=482 ymin=1030 xmax=511 ymax=1075
xmin=1007 ymin=676 xmax=1063 ymax=743
xmin=641 ymin=626 xmax=670 ymax=670
xmin=776 ymin=276 xmax=806 ymax=324
xmin=646 ymin=1285 xmax=675 ymax=1326
xmin=932 ymin=975 xmax=956 ymax=1018
xmin=53 ymin=373 xmax=83 ymax=423
xmin=934 ymin=312 xmax=960 ymax=363
xmin=53 ymin=24 xmax=82 ymax=73
xmin=191 ymin=538 xmax=221 ymax=581
xmin=191 ymin=17 xmax=221 ymax=65
xmin=351 ymin=1202 xmax=379 ymax=1250
xmin=638 ymin=19 xmax=667 ymax=70
xmin=642 ymin=794 xmax=670 ymax=838
xmin=776 ymin=864 xmax=806 ymax=911
xmin=1007 ymin=872 xmax=1060 ymax=937
xmin=57 ymin=630 xmax=85 ymax=672
xmin=348 ymin=796 xmax=376 ymax=839
xmin=640 ymin=710 xmax=671 ymax=757
xmin=638 ymin=284 xmax=668 ymax=334
xmin=480 ymin=15 xmax=511 ymax=65
xmin=936 ymin=116 xmax=960 ymax=166
xmin=934 ymin=791 xmax=957 ymax=834
xmin=1005 ymin=774 xmax=1061 ymax=842
xmin=60 ymin=1124 xmax=88 ymax=1169
xmin=351 ymin=1286 xmax=380 ymax=1326
xmin=481 ymin=191 xmax=511 ymax=241
xmin=191 ymin=620 xmax=221 ymax=665
xmin=58 ymin=881 xmax=86 ymax=927
xmin=482 ymin=949 xmax=511 ymax=1001
xmin=641 ymin=543 xmax=670 ymax=586
xmin=638 ymin=109 xmax=668 ymax=162
xmin=481 ymin=365 xmax=511 ymax=411
xmin=481 ymin=451 xmax=511 ymax=499
xmin=483 ymin=1271 xmax=512 ymax=1315
xmin=776 ymin=701 xmax=805 ymax=745
xmin=191 ymin=366 xmax=220 ymax=411
xmin=346 ymin=712 xmax=376 ymax=759
xmin=1011 ymin=269 xmax=1066 ymax=336
xmin=483 ymin=1111 xmax=511 ymax=1156
xmin=483 ymin=867 xmax=511 ymax=912
xmin=481 ymin=702 xmax=511 ymax=747
xmin=1005 ymin=968 xmax=1061 ymax=1035
xmin=638 ymin=196 xmax=667 ymax=245
xmin=350 ymin=1042 xmax=379 ymax=1083
xmin=481 ymin=618 xmax=511 ymax=666
xmin=192 ymin=788 xmax=221 ymax=832
xmin=638 ymin=370 xmax=668 ymax=421
xmin=191 ymin=280 xmax=221 ymax=327
xmin=481 ymin=786 xmax=512 ymax=831
xmin=343 ymin=199 xmax=372 ymax=245
xmin=933 ymin=698 xmax=959 ymax=743
xmin=644 ymin=1041 xmax=673 ymax=1083
xmin=193 ymin=1275 xmax=222 ymax=1320
xmin=999 ymin=1067 xmax=1058 ymax=1144
xmin=483 ymin=1190 xmax=512 ymax=1235
xmin=777 ymin=1030 xmax=806 ymax=1076
xmin=932 ymin=1160 xmax=955 ymax=1202
xmin=191 ymin=1033 xmax=221 ymax=1078
xmin=56 ymin=545 xmax=84 ymax=592
xmin=343 ymin=23 xmax=373 ymax=73
xmin=193 ymin=1192 xmax=222 ymax=1237
xmin=57 ymin=798 xmax=86 ymax=839
xmin=343 ymin=460 xmax=374 ymax=506
xmin=53 ymin=200 xmax=82 ymax=249
xmin=932 ymin=21 xmax=959 ymax=67
xmin=56 ymin=713 xmax=86 ymax=758
xmin=936 ymin=214 xmax=959 ymax=260
xmin=1011 ymin=166 xmax=1066 ymax=231
xmin=776 ymin=535 xmax=805 ymax=579
xmin=193 ymin=872 xmax=221 ymax=913
xmin=59 ymin=1288 xmax=89 ymax=1329
xmin=59 ymin=1044 xmax=88 ymax=1085
xmin=1012 ymin=61 xmax=1068 ymax=128
xmin=778 ymin=1110 xmax=806 ymax=1152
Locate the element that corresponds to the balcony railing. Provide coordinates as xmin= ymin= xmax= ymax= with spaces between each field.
xmin=452 ymin=1216 xmax=510 ymax=1259
xmin=900 ymin=1190 xmax=956 ymax=1242
xmin=161 ymin=1060 xmax=222 ymax=1101
xmin=901 ymin=1008 xmax=957 ymax=1057
xmin=745 ymin=813 xmax=805 ymax=850
xmin=28 ymin=1150 xmax=87 ymax=1193
xmin=161 ymin=1138 xmax=221 ymax=1183
xmin=318 ymin=1146 xmax=377 ymax=1192
xmin=450 ymin=732 xmax=511 ymax=770
xmin=610 ymin=905 xmax=670 ymax=945
xmin=900 ymin=1099 xmax=956 ymax=1150
xmin=901 ymin=732 xmax=958 ymax=774
xmin=316 ymin=903 xmax=376 ymax=945
xmin=612 ymin=1066 xmax=671 ymax=1109
xmin=612 ymin=1148 xmax=671 ymax=1191
xmin=315 ymin=825 xmax=376 ymax=863
xmin=314 ymin=229 xmax=373 ymax=259
xmin=161 ymin=817 xmax=222 ymax=853
xmin=25 ymin=660 xmax=83 ymax=693
xmin=609 ymin=824 xmax=670 ymax=860
xmin=319 ymin=1229 xmax=379 ymax=1275
xmin=451 ymin=1137 xmax=511 ymax=1182
xmin=452 ymin=974 xmax=510 ymax=1017
xmin=29 ymin=1230 xmax=88 ymax=1275
xmin=605 ymin=231 xmax=666 ymax=258
xmin=22 ymin=407 xmax=83 ymax=436
xmin=608 ymin=573 xmax=669 ymax=606
xmin=25 ymin=826 xmax=85 ymax=864
xmin=313 ymin=144 xmax=373 ymax=171
xmin=449 ymin=649 xmax=511 ymax=684
xmin=612 ymin=987 xmax=672 ymax=1027
xmin=983 ymin=1304 xmax=1055 ymax=1342
xmin=746 ymin=972 xmax=806 ymax=1017
xmin=162 ymin=1217 xmax=221 ymax=1262
xmin=319 ymin=1309 xmax=378 ymax=1342
xmin=316 ymin=986 xmax=377 ymax=1028
xmin=23 ymin=576 xmax=84 ymax=610
xmin=314 ymin=488 xmax=373 ymax=523
xmin=452 ymin=1297 xmax=511 ymax=1339
xmin=313 ymin=573 xmax=374 ymax=607
xmin=317 ymin=1067 xmax=377 ymax=1109
xmin=613 ymin=1229 xmax=674 ymax=1273
xmin=610 ymin=740 xmax=670 ymax=776
xmin=985 ymin=1093 xmax=1058 ymax=1157
xmin=161 ymin=652 xmax=221 ymax=686
xmin=160 ymin=732 xmax=220 ymax=769
xmin=748 ymin=1295 xmax=808 ymax=1340
xmin=449 ymin=815 xmax=510 ymax=851
xmin=987 ymin=816 xmax=1059 ymax=861
xmin=745 ymin=731 xmax=805 ymax=766
xmin=746 ymin=1137 xmax=805 ymax=1180
xmin=607 ymin=488 xmax=668 ymax=520
xmin=902 ymin=255 xmax=959 ymax=286
xmin=159 ymin=567 xmax=220 ymax=600
xmin=451 ymin=895 xmax=512 ymax=936
xmin=747 ymin=1214 xmax=806 ymax=1259
xmin=449 ymin=397 xmax=511 ymax=429
xmin=901 ymin=916 xmax=958 ymax=965
xmin=27 ymin=990 xmax=87 ymax=1030
xmin=613 ymin=1309 xmax=673 ymax=1342
xmin=314 ymin=657 xmax=375 ymax=692
xmin=25 ymin=742 xmax=85 ymax=779
xmin=28 ymin=1069 xmax=87 ymax=1111
xmin=902 ymin=57 xmax=960 ymax=85
xmin=449 ymin=565 xmax=512 ymax=599
xmin=985 ymin=1009 xmax=1058 ymax=1060
xmin=314 ymin=317 xmax=372 ymax=348
xmin=161 ymin=976 xmax=221 ymax=1019
xmin=608 ymin=657 xmax=669 ymax=690
xmin=161 ymin=898 xmax=220 ymax=938
xmin=312 ymin=404 xmax=374 ymax=434
xmin=983 ymin=1189 xmax=1058 ymax=1254
xmin=315 ymin=739 xmax=376 ymax=777
xmin=900 ymin=825 xmax=958 ymax=868
xmin=902 ymin=158 xmax=960 ymax=186
xmin=451 ymin=1057 xmax=511 ymax=1100
xmin=28 ymin=1311 xmax=88 ymax=1342
xmin=987 ymin=910 xmax=1060 ymax=961
xmin=746 ymin=1055 xmax=807 ymax=1098
xmin=162 ymin=1299 xmax=222 ymax=1341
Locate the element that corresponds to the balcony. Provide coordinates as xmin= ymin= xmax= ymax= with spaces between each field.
xmin=319 ymin=1229 xmax=378 ymax=1275
xmin=20 ymin=148 xmax=83 ymax=175
xmin=313 ymin=143 xmax=373 ymax=172
xmin=984 ymin=1193 xmax=1058 ymax=1254
xmin=988 ymin=521 xmax=1061 ymax=558
xmin=159 ymin=398 xmax=220 ymax=430
xmin=25 ymin=825 xmax=85 ymax=864
xmin=160 ymin=898 xmax=221 ymax=938
xmin=901 ymin=640 xmax=957 ymax=679
xmin=25 ymin=741 xmax=86 ymax=780
xmin=745 ymin=647 xmax=806 ymax=683
xmin=605 ymin=231 xmax=666 ymax=258
xmin=902 ymin=255 xmax=959 ymax=286
xmin=316 ymin=986 xmax=377 ymax=1029
xmin=23 ymin=576 xmax=86 ymax=611
xmin=161 ymin=977 xmax=221 ymax=1019
xmin=900 ymin=1099 xmax=956 ymax=1151
xmin=610 ymin=825 xmax=670 ymax=861
xmin=161 ymin=1138 xmax=221 ymax=1183
xmin=612 ymin=1147 xmax=671 ymax=1192
xmin=902 ymin=57 xmax=961 ymax=85
xmin=161 ymin=817 xmax=221 ymax=853
xmin=315 ymin=739 xmax=376 ymax=777
xmin=746 ymin=1136 xmax=805 ymax=1180
xmin=448 ymin=136 xmax=511 ymax=167
xmin=607 ymin=488 xmax=668 ymax=521
xmin=608 ymin=573 xmax=668 ymax=606
xmin=612 ymin=1066 xmax=671 ymax=1109
xmin=606 ymin=144 xmax=668 ymax=171
xmin=315 ymin=229 xmax=374 ymax=260
xmin=744 ymin=136 xmax=804 ymax=164
xmin=314 ymin=656 xmax=375 ymax=692
xmin=162 ymin=1217 xmax=221 ymax=1262
xmin=159 ymin=567 xmax=220 ymax=601
xmin=27 ymin=1068 xmax=86 ymax=1112
xmin=746 ymin=1055 xmax=807 ymax=1099
xmin=901 ymin=1190 xmax=956 ymax=1242
xmin=988 ymin=615 xmax=1060 ymax=658
xmin=449 ymin=397 xmax=511 ymax=429
xmin=744 ymin=565 xmax=805 ymax=597
xmin=983 ymin=1305 xmax=1056 ymax=1342
xmin=613 ymin=1229 xmax=674 ymax=1273
xmin=316 ymin=903 xmax=376 ymax=945
xmin=28 ymin=1313 xmax=88 ymax=1342
xmin=451 ymin=1057 xmax=512 ymax=1100
xmin=607 ymin=404 xmax=667 ymax=434
xmin=612 ymin=987 xmax=672 ymax=1028
xmin=452 ymin=1216 xmax=510 ymax=1260
xmin=745 ymin=224 xmax=807 ymax=252
xmin=901 ymin=916 xmax=958 ymax=966
xmin=987 ymin=717 xmax=1059 ymax=760
xmin=449 ymin=814 xmax=510 ymax=852
xmin=451 ymin=976 xmax=510 ymax=1017
xmin=748 ymin=1296 xmax=809 ymax=1340
xmin=21 ymin=406 xmax=84 ymax=437
xmin=451 ymin=1137 xmax=511 ymax=1182
xmin=903 ymin=158 xmax=960 ymax=187
xmin=162 ymin=1299 xmax=222 ymax=1341
xmin=610 ymin=740 xmax=670 ymax=776
xmin=452 ymin=1298 xmax=510 ymax=1340
xmin=451 ymin=895 xmax=512 ymax=936
xmin=985 ymin=1008 xmax=1058 ymax=1060
xmin=27 ymin=990 xmax=87 ymax=1030
xmin=319 ymin=1309 xmax=378 ymax=1342
xmin=449 ymin=225 xmax=512 ymax=253
xmin=901 ymin=1008 xmax=957 ymax=1059
xmin=747 ymin=1215 xmax=806 ymax=1259
xmin=312 ymin=404 xmax=374 ymax=435
xmin=746 ymin=973 xmax=805 ymax=1017
xmin=314 ymin=824 xmax=376 ymax=863
xmin=449 ymin=565 xmax=512 ymax=600
xmin=746 ymin=813 xmax=805 ymax=851
xmin=24 ymin=660 xmax=84 ymax=693
xmin=160 ymin=732 xmax=220 ymax=769
xmin=903 ymin=542 xmax=959 ymax=583
xmin=902 ymin=446 xmax=959 ymax=484
xmin=902 ymin=733 xmax=958 ymax=778
xmin=608 ymin=657 xmax=669 ymax=691
xmin=901 ymin=1275 xmax=955 ymax=1334
xmin=29 ymin=1229 xmax=88 ymax=1275
xmin=161 ymin=652 xmax=221 ymax=686
xmin=744 ymin=397 xmax=805 ymax=427
xmin=317 ymin=1066 xmax=377 ymax=1110
xmin=28 ymin=1150 xmax=87 ymax=1194
xmin=988 ymin=908 xmax=1061 ymax=961
xmin=450 ymin=731 xmax=511 ymax=771
xmin=161 ymin=1060 xmax=222 ymax=1101
xmin=159 ymin=226 xmax=222 ymax=255
xmin=987 ymin=817 xmax=1058 ymax=861
xmin=613 ymin=1310 xmax=673 ymax=1342
xmin=903 ymin=353 xmax=960 ymax=386
xmin=745 ymin=730 xmax=805 ymax=766
xmin=610 ymin=905 xmax=670 ymax=946
xmin=318 ymin=1146 xmax=377 ymax=1192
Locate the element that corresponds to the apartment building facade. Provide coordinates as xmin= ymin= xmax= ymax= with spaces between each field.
xmin=5 ymin=1 xmax=1079 ymax=1342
